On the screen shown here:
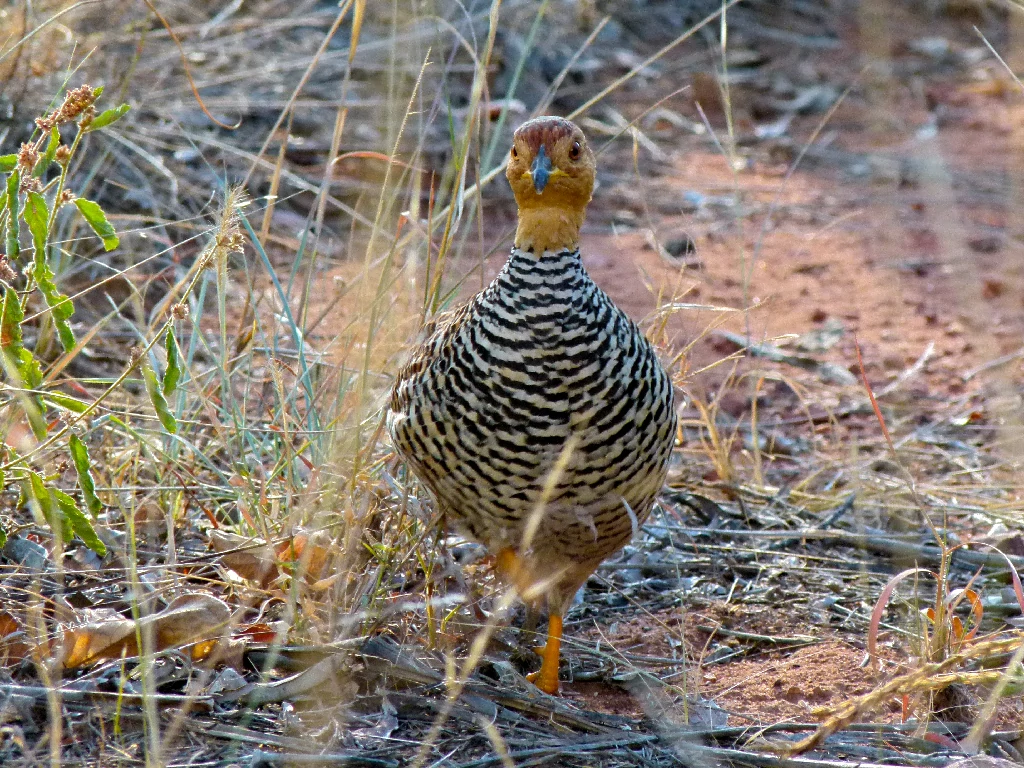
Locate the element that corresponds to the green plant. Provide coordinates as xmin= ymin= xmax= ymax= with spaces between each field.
xmin=0 ymin=84 xmax=132 ymax=554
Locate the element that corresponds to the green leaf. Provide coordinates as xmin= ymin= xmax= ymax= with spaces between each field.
xmin=163 ymin=328 xmax=181 ymax=396
xmin=93 ymin=85 xmax=104 ymax=99
xmin=44 ymin=392 xmax=89 ymax=413
xmin=1 ymin=287 xmax=25 ymax=355
xmin=33 ymin=128 xmax=60 ymax=178
xmin=26 ymin=193 xmax=75 ymax=351
xmin=25 ymin=191 xmax=48 ymax=259
xmin=2 ymin=292 xmax=47 ymax=436
xmin=143 ymin=359 xmax=177 ymax=434
xmin=26 ymin=471 xmax=67 ymax=538
xmin=53 ymin=487 xmax=106 ymax=556
xmin=87 ymin=104 xmax=130 ymax=132
xmin=13 ymin=348 xmax=47 ymax=439
xmin=16 ymin=347 xmax=44 ymax=391
xmin=0 ymin=155 xmax=16 ymax=173
xmin=5 ymin=171 xmax=20 ymax=260
xmin=69 ymin=434 xmax=103 ymax=518
xmin=73 ymin=198 xmax=118 ymax=251
xmin=33 ymin=264 xmax=75 ymax=352
xmin=0 ymin=521 xmax=6 ymax=549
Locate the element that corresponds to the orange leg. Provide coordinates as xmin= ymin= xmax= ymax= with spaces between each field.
xmin=495 ymin=547 xmax=522 ymax=584
xmin=495 ymin=546 xmax=535 ymax=596
xmin=526 ymin=613 xmax=562 ymax=695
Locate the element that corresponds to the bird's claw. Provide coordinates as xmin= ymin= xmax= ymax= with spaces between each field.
xmin=526 ymin=666 xmax=560 ymax=695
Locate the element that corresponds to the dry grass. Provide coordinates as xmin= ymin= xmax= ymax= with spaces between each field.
xmin=1 ymin=1 xmax=1024 ymax=766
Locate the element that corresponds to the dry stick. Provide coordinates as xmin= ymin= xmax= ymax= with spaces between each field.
xmin=962 ymin=345 xmax=1024 ymax=382
xmin=139 ymin=0 xmax=240 ymax=130
xmin=240 ymin=0 xmax=357 ymax=189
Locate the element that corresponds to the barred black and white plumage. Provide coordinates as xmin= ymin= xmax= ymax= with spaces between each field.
xmin=386 ymin=116 xmax=677 ymax=694
xmin=389 ymin=246 xmax=675 ymax=564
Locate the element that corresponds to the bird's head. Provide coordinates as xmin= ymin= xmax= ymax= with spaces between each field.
xmin=506 ymin=116 xmax=596 ymax=254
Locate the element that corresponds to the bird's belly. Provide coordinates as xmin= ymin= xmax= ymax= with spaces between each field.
xmin=394 ymin=371 xmax=673 ymax=560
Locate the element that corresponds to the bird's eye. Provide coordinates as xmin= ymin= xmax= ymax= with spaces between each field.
xmin=569 ymin=141 xmax=581 ymax=160
xmin=511 ymin=146 xmax=518 ymax=159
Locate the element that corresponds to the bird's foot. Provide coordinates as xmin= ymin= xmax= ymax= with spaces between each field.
xmin=526 ymin=664 xmax=560 ymax=695
xmin=525 ymin=614 xmax=563 ymax=695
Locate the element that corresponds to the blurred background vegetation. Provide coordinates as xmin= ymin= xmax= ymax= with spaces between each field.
xmin=2 ymin=1 xmax=1024 ymax=766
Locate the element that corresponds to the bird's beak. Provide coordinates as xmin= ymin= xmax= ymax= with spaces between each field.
xmin=530 ymin=145 xmax=553 ymax=194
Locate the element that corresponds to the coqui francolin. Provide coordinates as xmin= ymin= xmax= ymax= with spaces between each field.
xmin=388 ymin=115 xmax=677 ymax=694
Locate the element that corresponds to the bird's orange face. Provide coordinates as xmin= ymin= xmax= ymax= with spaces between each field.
xmin=506 ymin=117 xmax=595 ymax=213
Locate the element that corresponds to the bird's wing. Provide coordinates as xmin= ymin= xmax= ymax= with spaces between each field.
xmin=389 ymin=302 xmax=473 ymax=405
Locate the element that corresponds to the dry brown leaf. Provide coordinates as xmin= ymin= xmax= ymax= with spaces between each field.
xmin=275 ymin=530 xmax=332 ymax=582
xmin=0 ymin=610 xmax=31 ymax=664
xmin=151 ymin=593 xmax=232 ymax=652
xmin=59 ymin=594 xmax=233 ymax=668
xmin=59 ymin=608 xmax=135 ymax=668
xmin=208 ymin=529 xmax=278 ymax=585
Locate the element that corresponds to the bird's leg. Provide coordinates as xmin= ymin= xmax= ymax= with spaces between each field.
xmin=520 ymin=603 xmax=540 ymax=638
xmin=496 ymin=548 xmax=562 ymax=693
xmin=526 ymin=613 xmax=562 ymax=695
xmin=510 ymin=602 xmax=543 ymax=667
xmin=494 ymin=547 xmax=522 ymax=584
xmin=495 ymin=546 xmax=537 ymax=596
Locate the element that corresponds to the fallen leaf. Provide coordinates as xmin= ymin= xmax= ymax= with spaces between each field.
xmin=58 ymin=594 xmax=233 ymax=668
xmin=209 ymin=529 xmax=277 ymax=586
xmin=0 ymin=611 xmax=30 ymax=664
xmin=275 ymin=531 xmax=332 ymax=581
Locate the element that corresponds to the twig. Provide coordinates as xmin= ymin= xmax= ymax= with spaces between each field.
xmin=962 ymin=346 xmax=1024 ymax=382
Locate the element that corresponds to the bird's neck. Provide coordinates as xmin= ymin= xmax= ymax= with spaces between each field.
xmin=514 ymin=205 xmax=585 ymax=255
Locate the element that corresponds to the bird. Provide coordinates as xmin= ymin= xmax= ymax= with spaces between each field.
xmin=387 ymin=115 xmax=677 ymax=695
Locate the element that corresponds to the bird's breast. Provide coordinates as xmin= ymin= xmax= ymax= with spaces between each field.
xmin=388 ymin=247 xmax=676 ymax=554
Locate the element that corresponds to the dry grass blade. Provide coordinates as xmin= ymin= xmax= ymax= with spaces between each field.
xmin=780 ymin=635 xmax=1024 ymax=756
xmin=2 ymin=1 xmax=1024 ymax=766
